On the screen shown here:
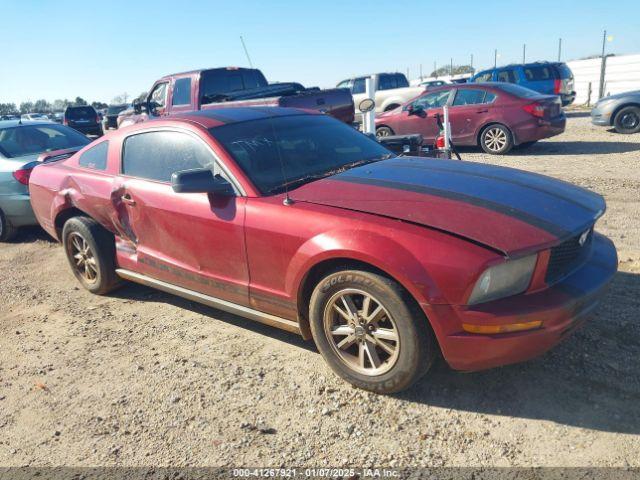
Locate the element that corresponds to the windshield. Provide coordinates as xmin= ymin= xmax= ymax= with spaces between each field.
xmin=209 ymin=114 xmax=394 ymax=194
xmin=0 ymin=124 xmax=90 ymax=158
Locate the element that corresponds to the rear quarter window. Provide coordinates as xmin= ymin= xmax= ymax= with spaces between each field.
xmin=78 ymin=141 xmax=109 ymax=170
xmin=474 ymin=71 xmax=493 ymax=82
xmin=523 ymin=66 xmax=553 ymax=81
xmin=172 ymin=77 xmax=192 ymax=106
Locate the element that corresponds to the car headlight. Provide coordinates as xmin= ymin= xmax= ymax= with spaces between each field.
xmin=468 ymin=254 xmax=538 ymax=305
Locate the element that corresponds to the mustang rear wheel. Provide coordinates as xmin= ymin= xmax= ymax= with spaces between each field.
xmin=62 ymin=216 xmax=121 ymax=295
xmin=0 ymin=209 xmax=17 ymax=242
xmin=613 ymin=106 xmax=640 ymax=134
xmin=480 ymin=124 xmax=513 ymax=154
xmin=309 ymin=269 xmax=435 ymax=393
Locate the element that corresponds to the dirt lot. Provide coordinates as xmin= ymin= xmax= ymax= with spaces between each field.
xmin=1 ymin=114 xmax=639 ymax=468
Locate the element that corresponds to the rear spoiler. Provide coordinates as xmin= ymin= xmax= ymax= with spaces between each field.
xmin=37 ymin=147 xmax=83 ymax=164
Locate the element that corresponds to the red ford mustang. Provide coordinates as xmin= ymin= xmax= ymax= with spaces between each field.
xmin=29 ymin=108 xmax=617 ymax=393
xmin=375 ymin=83 xmax=566 ymax=155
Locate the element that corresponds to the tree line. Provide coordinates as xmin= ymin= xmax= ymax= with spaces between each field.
xmin=0 ymin=92 xmax=146 ymax=116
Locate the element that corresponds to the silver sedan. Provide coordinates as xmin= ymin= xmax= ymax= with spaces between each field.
xmin=591 ymin=90 xmax=640 ymax=134
xmin=0 ymin=120 xmax=90 ymax=241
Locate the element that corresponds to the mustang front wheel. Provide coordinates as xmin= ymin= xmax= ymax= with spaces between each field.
xmin=309 ymin=269 xmax=435 ymax=393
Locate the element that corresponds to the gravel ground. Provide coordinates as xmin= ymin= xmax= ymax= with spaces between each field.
xmin=0 ymin=114 xmax=639 ymax=468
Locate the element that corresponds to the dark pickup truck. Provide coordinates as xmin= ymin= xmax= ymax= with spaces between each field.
xmin=125 ymin=67 xmax=354 ymax=126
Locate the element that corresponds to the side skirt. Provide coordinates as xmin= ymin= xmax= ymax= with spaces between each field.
xmin=115 ymin=269 xmax=301 ymax=335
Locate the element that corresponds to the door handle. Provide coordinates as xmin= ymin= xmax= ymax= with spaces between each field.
xmin=476 ymin=109 xmax=489 ymax=113
xmin=121 ymin=193 xmax=136 ymax=206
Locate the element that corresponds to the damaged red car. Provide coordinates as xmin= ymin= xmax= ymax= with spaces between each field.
xmin=29 ymin=108 xmax=617 ymax=393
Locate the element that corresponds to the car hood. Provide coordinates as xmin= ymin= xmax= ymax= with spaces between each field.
xmin=598 ymin=90 xmax=640 ymax=102
xmin=290 ymin=157 xmax=605 ymax=256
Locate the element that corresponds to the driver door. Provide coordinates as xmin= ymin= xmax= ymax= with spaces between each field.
xmin=396 ymin=89 xmax=453 ymax=144
xmin=112 ymin=129 xmax=249 ymax=306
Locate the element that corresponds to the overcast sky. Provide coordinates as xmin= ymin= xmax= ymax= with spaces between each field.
xmin=2 ymin=0 xmax=639 ymax=106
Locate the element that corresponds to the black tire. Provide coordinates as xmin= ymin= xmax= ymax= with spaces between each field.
xmin=309 ymin=269 xmax=436 ymax=393
xmin=613 ymin=106 xmax=640 ymax=134
xmin=62 ymin=216 xmax=122 ymax=295
xmin=480 ymin=124 xmax=513 ymax=155
xmin=376 ymin=126 xmax=394 ymax=138
xmin=516 ymin=141 xmax=537 ymax=149
xmin=0 ymin=209 xmax=18 ymax=242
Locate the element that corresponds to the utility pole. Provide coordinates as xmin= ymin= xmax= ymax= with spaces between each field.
xmin=419 ymin=63 xmax=423 ymax=80
xmin=598 ymin=30 xmax=607 ymax=99
xmin=433 ymin=61 xmax=437 ymax=78
xmin=558 ymin=38 xmax=562 ymax=61
xmin=522 ymin=44 xmax=526 ymax=63
xmin=450 ymin=58 xmax=453 ymax=76
xmin=494 ymin=49 xmax=498 ymax=68
xmin=470 ymin=54 xmax=474 ymax=72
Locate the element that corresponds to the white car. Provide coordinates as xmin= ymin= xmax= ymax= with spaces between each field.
xmin=337 ymin=72 xmax=424 ymax=122
xmin=20 ymin=113 xmax=51 ymax=122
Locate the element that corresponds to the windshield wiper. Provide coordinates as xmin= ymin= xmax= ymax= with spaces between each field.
xmin=267 ymin=153 xmax=395 ymax=195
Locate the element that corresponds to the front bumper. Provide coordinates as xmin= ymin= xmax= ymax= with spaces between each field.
xmin=591 ymin=105 xmax=614 ymax=126
xmin=425 ymin=232 xmax=617 ymax=371
xmin=0 ymin=193 xmax=37 ymax=227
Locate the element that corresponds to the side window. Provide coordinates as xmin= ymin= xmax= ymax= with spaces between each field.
xmin=172 ymin=78 xmax=192 ymax=106
xmin=414 ymin=89 xmax=451 ymax=109
xmin=483 ymin=92 xmax=497 ymax=104
xmin=122 ymin=131 xmax=216 ymax=183
xmin=150 ymin=83 xmax=168 ymax=108
xmin=452 ymin=89 xmax=486 ymax=106
xmin=523 ymin=66 xmax=552 ymax=81
xmin=497 ymin=70 xmax=516 ymax=83
xmin=475 ymin=71 xmax=493 ymax=82
xmin=378 ymin=74 xmax=395 ymax=91
xmin=78 ymin=141 xmax=109 ymax=170
xmin=395 ymin=74 xmax=409 ymax=88
xmin=337 ymin=80 xmax=351 ymax=89
xmin=352 ymin=77 xmax=366 ymax=94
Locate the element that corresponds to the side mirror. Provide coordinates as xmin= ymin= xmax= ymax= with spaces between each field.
xmin=358 ymin=98 xmax=375 ymax=113
xmin=171 ymin=168 xmax=235 ymax=195
xmin=407 ymin=104 xmax=424 ymax=116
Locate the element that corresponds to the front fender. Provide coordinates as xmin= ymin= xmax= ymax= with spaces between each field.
xmin=285 ymin=229 xmax=442 ymax=309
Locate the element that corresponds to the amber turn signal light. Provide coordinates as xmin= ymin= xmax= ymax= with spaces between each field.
xmin=462 ymin=320 xmax=543 ymax=335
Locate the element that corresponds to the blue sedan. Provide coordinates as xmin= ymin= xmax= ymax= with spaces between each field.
xmin=0 ymin=120 xmax=90 ymax=241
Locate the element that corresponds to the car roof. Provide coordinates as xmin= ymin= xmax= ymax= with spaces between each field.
xmin=168 ymin=107 xmax=316 ymax=129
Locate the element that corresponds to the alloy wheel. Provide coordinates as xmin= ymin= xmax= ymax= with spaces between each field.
xmin=67 ymin=232 xmax=98 ymax=284
xmin=323 ymin=288 xmax=400 ymax=376
xmin=621 ymin=112 xmax=639 ymax=129
xmin=484 ymin=127 xmax=508 ymax=152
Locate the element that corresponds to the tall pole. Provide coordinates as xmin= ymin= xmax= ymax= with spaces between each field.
xmin=450 ymin=58 xmax=453 ymax=76
xmin=598 ymin=30 xmax=607 ymax=99
xmin=419 ymin=64 xmax=423 ymax=80
xmin=470 ymin=54 xmax=474 ymax=72
xmin=523 ymin=44 xmax=526 ymax=63
xmin=558 ymin=38 xmax=562 ymax=61
xmin=494 ymin=49 xmax=497 ymax=68
xmin=434 ymin=61 xmax=437 ymax=78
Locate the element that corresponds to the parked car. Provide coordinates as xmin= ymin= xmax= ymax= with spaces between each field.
xmin=122 ymin=67 xmax=353 ymax=128
xmin=0 ymin=120 xmax=90 ymax=240
xmin=21 ymin=113 xmax=51 ymax=122
xmin=63 ymin=105 xmax=103 ymax=136
xmin=375 ymin=83 xmax=566 ymax=154
xmin=470 ymin=62 xmax=576 ymax=106
xmin=337 ymin=72 xmax=424 ymax=122
xmin=0 ymin=115 xmax=20 ymax=121
xmin=591 ymin=90 xmax=640 ymax=134
xmin=51 ymin=112 xmax=65 ymax=123
xmin=103 ymin=104 xmax=129 ymax=130
xmin=418 ymin=78 xmax=451 ymax=89
xmin=29 ymin=107 xmax=616 ymax=393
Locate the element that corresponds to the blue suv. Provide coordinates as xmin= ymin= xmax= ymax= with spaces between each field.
xmin=470 ymin=62 xmax=576 ymax=106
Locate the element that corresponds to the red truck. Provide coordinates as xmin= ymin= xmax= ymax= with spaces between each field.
xmin=123 ymin=67 xmax=354 ymax=127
